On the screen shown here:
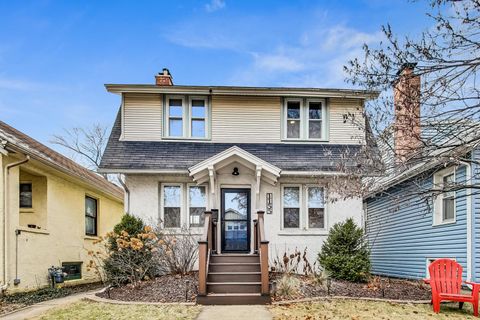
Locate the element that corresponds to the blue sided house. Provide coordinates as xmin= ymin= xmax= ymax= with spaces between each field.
xmin=364 ymin=64 xmax=480 ymax=282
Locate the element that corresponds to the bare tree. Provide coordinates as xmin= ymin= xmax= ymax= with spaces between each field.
xmin=341 ymin=0 xmax=480 ymax=201
xmin=50 ymin=123 xmax=109 ymax=177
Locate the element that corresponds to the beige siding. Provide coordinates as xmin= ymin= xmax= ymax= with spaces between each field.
xmin=329 ymin=98 xmax=365 ymax=144
xmin=211 ymin=95 xmax=282 ymax=143
xmin=122 ymin=93 xmax=162 ymax=141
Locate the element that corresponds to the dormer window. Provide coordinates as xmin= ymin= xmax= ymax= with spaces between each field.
xmin=165 ymin=95 xmax=209 ymax=139
xmin=284 ymin=98 xmax=327 ymax=141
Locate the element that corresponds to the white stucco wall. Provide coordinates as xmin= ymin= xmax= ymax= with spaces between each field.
xmin=126 ymin=165 xmax=363 ymax=267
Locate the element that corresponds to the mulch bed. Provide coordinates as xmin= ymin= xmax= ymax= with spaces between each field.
xmin=270 ymin=273 xmax=432 ymax=302
xmin=96 ymin=272 xmax=198 ymax=303
xmin=0 ymin=282 xmax=103 ymax=315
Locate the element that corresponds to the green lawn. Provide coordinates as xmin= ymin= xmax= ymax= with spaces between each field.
xmin=34 ymin=300 xmax=202 ymax=320
xmin=270 ymin=299 xmax=477 ymax=320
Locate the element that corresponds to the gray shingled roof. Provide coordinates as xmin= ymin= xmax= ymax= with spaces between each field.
xmin=99 ymin=110 xmax=366 ymax=172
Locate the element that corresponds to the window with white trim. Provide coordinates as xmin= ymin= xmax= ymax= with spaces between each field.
xmin=307 ymin=187 xmax=325 ymax=228
xmin=162 ymin=185 xmax=182 ymax=228
xmin=165 ymin=96 xmax=208 ymax=139
xmin=284 ymin=98 xmax=326 ymax=140
xmin=283 ymin=186 xmax=300 ymax=228
xmin=433 ymin=167 xmax=456 ymax=225
xmin=188 ymin=185 xmax=206 ymax=227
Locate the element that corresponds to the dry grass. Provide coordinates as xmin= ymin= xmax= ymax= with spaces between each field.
xmin=270 ymin=299 xmax=477 ymax=319
xmin=34 ymin=300 xmax=202 ymax=320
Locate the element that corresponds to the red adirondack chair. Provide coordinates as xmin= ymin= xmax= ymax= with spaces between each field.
xmin=424 ymin=259 xmax=480 ymax=317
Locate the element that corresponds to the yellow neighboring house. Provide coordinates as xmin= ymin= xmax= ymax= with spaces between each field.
xmin=0 ymin=120 xmax=124 ymax=293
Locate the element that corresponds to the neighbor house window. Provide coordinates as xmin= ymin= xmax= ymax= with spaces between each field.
xmin=283 ymin=186 xmax=300 ymax=228
xmin=188 ymin=185 xmax=206 ymax=227
xmin=307 ymin=187 xmax=325 ymax=228
xmin=168 ymin=98 xmax=184 ymax=137
xmin=433 ymin=167 xmax=456 ymax=225
xmin=163 ymin=185 xmax=181 ymax=228
xmin=19 ymin=183 xmax=32 ymax=208
xmin=85 ymin=196 xmax=97 ymax=236
xmin=284 ymin=98 xmax=326 ymax=140
xmin=62 ymin=262 xmax=82 ymax=280
xmin=190 ymin=98 xmax=207 ymax=138
xmin=442 ymin=173 xmax=455 ymax=222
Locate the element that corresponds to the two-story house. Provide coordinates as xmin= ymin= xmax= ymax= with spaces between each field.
xmin=99 ymin=69 xmax=378 ymax=304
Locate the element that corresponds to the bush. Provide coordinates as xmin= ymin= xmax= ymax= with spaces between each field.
xmin=113 ymin=214 xmax=145 ymax=236
xmin=154 ymin=227 xmax=198 ymax=275
xmin=318 ymin=218 xmax=370 ymax=282
xmin=276 ymin=274 xmax=300 ymax=298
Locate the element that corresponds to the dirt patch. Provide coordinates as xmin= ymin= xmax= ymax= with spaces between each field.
xmin=96 ymin=273 xmax=198 ymax=303
xmin=0 ymin=282 xmax=103 ymax=316
xmin=270 ymin=273 xmax=431 ymax=302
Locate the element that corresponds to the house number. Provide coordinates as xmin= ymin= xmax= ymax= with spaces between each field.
xmin=266 ymin=193 xmax=273 ymax=214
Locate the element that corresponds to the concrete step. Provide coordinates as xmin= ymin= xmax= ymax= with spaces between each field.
xmin=208 ymin=272 xmax=262 ymax=282
xmin=209 ymin=263 xmax=261 ymax=273
xmin=196 ymin=293 xmax=271 ymax=305
xmin=207 ymin=282 xmax=262 ymax=294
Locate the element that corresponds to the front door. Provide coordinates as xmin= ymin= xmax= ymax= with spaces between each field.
xmin=221 ymin=188 xmax=250 ymax=252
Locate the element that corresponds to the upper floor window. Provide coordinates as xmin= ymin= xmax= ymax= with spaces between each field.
xmin=166 ymin=96 xmax=208 ymax=139
xmin=284 ymin=98 xmax=326 ymax=140
xmin=19 ymin=183 xmax=32 ymax=208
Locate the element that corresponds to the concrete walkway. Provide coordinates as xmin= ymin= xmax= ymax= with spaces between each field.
xmin=196 ymin=305 xmax=272 ymax=320
xmin=2 ymin=290 xmax=97 ymax=320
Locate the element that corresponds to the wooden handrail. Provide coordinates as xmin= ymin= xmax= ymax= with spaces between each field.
xmin=256 ymin=211 xmax=269 ymax=295
xmin=198 ymin=211 xmax=212 ymax=296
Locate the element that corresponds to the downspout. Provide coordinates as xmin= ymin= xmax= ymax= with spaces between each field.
xmin=458 ymin=161 xmax=473 ymax=281
xmin=117 ymin=174 xmax=130 ymax=213
xmin=2 ymin=155 xmax=29 ymax=292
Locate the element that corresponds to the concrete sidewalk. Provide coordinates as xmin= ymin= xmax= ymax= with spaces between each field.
xmin=2 ymin=290 xmax=97 ymax=320
xmin=196 ymin=305 xmax=272 ymax=320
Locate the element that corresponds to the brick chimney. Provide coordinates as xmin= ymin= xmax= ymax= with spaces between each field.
xmin=155 ymin=68 xmax=173 ymax=86
xmin=393 ymin=63 xmax=421 ymax=163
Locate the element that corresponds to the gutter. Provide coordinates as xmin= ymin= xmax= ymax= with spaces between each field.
xmin=2 ymin=155 xmax=29 ymax=292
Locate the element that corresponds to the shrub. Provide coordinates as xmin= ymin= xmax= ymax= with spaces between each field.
xmin=88 ymin=215 xmax=159 ymax=287
xmin=271 ymin=247 xmax=318 ymax=276
xmin=318 ymin=218 xmax=370 ymax=282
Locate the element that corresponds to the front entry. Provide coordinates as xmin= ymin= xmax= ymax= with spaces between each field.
xmin=221 ymin=188 xmax=251 ymax=252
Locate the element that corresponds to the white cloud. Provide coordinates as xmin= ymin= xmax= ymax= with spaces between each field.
xmin=205 ymin=0 xmax=225 ymax=13
xmin=253 ymin=53 xmax=304 ymax=72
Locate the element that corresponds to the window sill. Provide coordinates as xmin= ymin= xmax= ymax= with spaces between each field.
xmin=432 ymin=219 xmax=456 ymax=227
xmin=162 ymin=137 xmax=211 ymax=141
xmin=278 ymin=229 xmax=329 ymax=236
xmin=20 ymin=208 xmax=35 ymax=213
xmin=281 ymin=139 xmax=329 ymax=143
xmin=84 ymin=235 xmax=100 ymax=241
xmin=16 ymin=226 xmax=50 ymax=235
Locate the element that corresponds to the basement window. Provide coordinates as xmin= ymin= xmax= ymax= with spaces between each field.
xmin=62 ymin=262 xmax=82 ymax=280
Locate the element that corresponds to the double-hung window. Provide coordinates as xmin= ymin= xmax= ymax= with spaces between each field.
xmin=167 ymin=98 xmax=184 ymax=137
xmin=284 ymin=98 xmax=326 ymax=140
xmin=442 ymin=173 xmax=455 ymax=222
xmin=433 ymin=167 xmax=456 ymax=225
xmin=166 ymin=96 xmax=208 ymax=139
xmin=307 ymin=187 xmax=325 ymax=228
xmin=188 ymin=185 xmax=206 ymax=227
xmin=162 ymin=185 xmax=182 ymax=228
xmin=85 ymin=196 xmax=97 ymax=236
xmin=283 ymin=186 xmax=301 ymax=228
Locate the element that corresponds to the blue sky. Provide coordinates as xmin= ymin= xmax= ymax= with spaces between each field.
xmin=0 ymin=0 xmax=432 ymax=150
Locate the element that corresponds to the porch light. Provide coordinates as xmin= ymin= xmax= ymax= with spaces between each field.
xmin=232 ymin=167 xmax=239 ymax=176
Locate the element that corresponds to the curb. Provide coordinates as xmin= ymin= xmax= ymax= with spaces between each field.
xmin=272 ymin=295 xmax=431 ymax=305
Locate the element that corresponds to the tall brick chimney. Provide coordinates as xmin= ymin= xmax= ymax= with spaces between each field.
xmin=393 ymin=63 xmax=421 ymax=163
xmin=155 ymin=68 xmax=173 ymax=86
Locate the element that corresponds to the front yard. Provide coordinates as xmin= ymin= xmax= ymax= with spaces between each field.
xmin=33 ymin=300 xmax=201 ymax=320
xmin=271 ymin=299 xmax=477 ymax=320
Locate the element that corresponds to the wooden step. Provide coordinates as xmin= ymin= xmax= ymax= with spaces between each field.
xmin=210 ymin=254 xmax=259 ymax=264
xmin=209 ymin=263 xmax=260 ymax=272
xmin=207 ymin=282 xmax=261 ymax=294
xmin=208 ymin=272 xmax=261 ymax=282
xmin=197 ymin=293 xmax=271 ymax=305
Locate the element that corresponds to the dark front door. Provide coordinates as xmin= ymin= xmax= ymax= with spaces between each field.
xmin=221 ymin=188 xmax=250 ymax=252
